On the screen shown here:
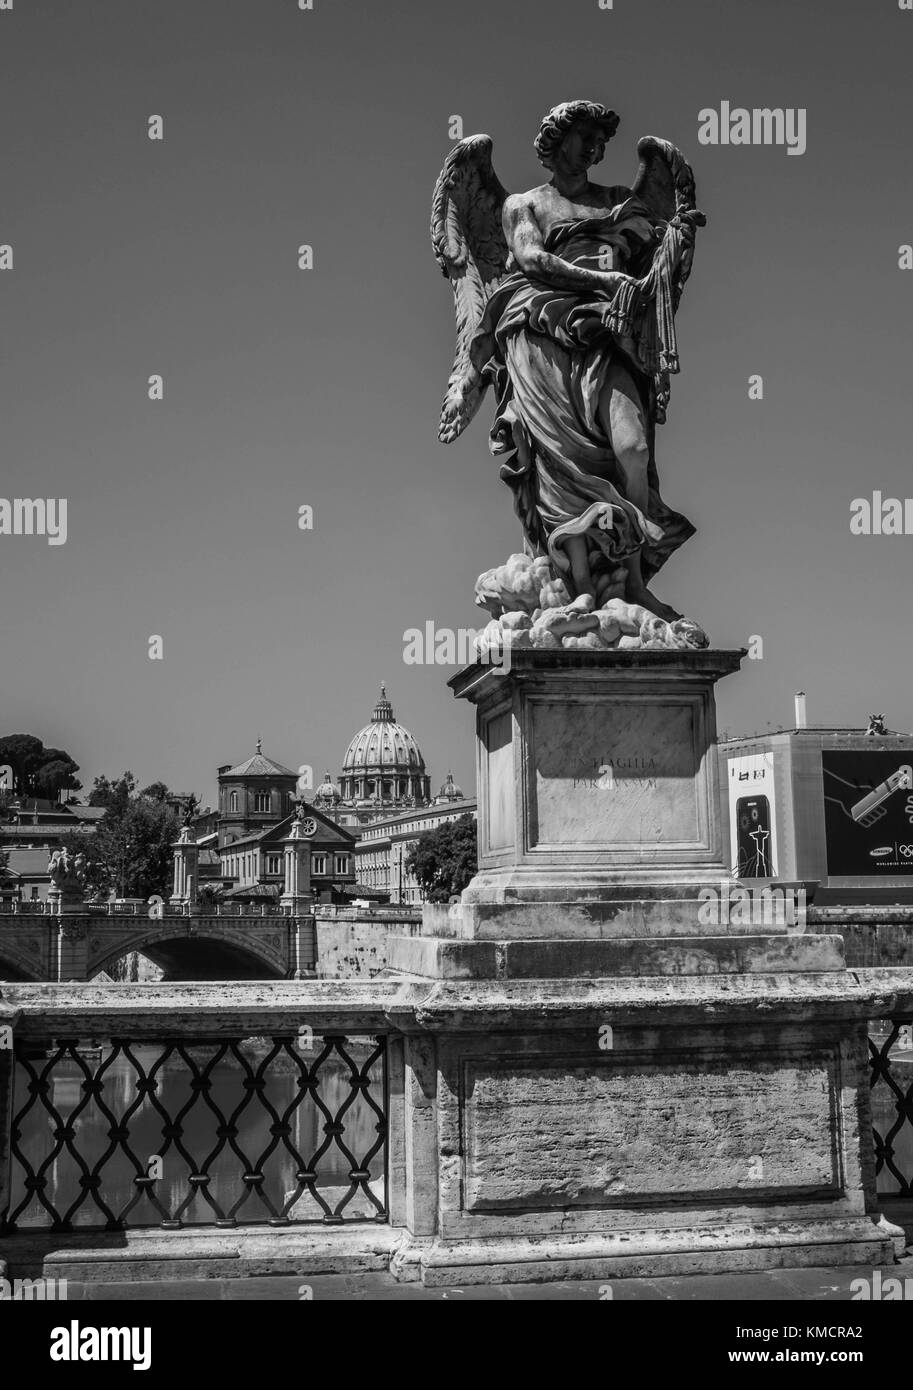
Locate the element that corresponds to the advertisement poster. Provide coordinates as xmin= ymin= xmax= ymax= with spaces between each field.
xmin=822 ymin=751 xmax=913 ymax=875
xmin=727 ymin=753 xmax=779 ymax=878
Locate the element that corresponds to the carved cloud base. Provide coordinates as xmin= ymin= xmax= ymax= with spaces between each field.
xmin=474 ymin=553 xmax=709 ymax=654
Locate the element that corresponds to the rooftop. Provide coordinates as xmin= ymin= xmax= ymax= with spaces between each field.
xmin=720 ymin=726 xmax=913 ymax=743
xmin=220 ymin=740 xmax=296 ymax=781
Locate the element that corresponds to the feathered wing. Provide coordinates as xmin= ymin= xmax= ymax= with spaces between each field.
xmin=632 ymin=135 xmax=702 ymax=308
xmin=431 ymin=135 xmax=510 ymax=442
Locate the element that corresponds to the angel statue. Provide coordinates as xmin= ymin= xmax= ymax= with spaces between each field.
xmin=432 ymin=100 xmax=708 ymax=652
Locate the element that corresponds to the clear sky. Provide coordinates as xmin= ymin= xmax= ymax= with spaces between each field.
xmin=0 ymin=0 xmax=910 ymax=806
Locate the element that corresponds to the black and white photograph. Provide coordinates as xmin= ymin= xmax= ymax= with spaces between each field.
xmin=0 ymin=0 xmax=912 ymax=1359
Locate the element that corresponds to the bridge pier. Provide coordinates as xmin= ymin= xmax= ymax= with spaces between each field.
xmin=286 ymin=914 xmax=317 ymax=978
xmin=55 ymin=918 xmax=91 ymax=982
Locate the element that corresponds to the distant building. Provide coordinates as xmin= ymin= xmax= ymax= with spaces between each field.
xmin=355 ymin=772 xmax=477 ymax=904
xmin=0 ymin=797 xmax=104 ymax=902
xmin=315 ymin=685 xmax=432 ymax=828
xmin=218 ymin=808 xmax=357 ymax=906
xmin=307 ymin=686 xmax=476 ymax=902
xmin=719 ymin=705 xmax=913 ymax=902
xmin=216 ymin=742 xmax=298 ymax=848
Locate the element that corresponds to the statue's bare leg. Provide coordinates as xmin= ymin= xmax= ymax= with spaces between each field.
xmin=565 ymin=535 xmax=593 ymax=600
xmin=600 ymin=368 xmax=681 ymax=622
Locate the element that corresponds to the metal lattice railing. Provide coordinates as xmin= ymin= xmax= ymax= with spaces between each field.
xmin=3 ymin=1033 xmax=387 ymax=1232
xmin=869 ymin=1016 xmax=913 ymax=1198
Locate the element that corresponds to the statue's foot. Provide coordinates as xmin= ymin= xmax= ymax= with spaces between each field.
xmin=626 ymin=584 xmax=682 ymax=624
xmin=439 ymin=378 xmax=484 ymax=443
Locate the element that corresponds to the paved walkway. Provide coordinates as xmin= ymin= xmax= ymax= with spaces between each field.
xmin=54 ymin=1255 xmax=913 ymax=1301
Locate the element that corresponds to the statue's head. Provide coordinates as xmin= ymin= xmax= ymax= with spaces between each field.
xmin=534 ymin=100 xmax=620 ymax=172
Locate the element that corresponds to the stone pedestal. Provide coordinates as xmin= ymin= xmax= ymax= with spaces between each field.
xmin=170 ymin=827 xmax=199 ymax=912
xmin=281 ymin=822 xmax=313 ymax=914
xmin=451 ymin=648 xmax=741 ymax=938
xmin=388 ymin=974 xmax=901 ymax=1286
xmin=282 ymin=821 xmax=315 ymax=977
xmin=386 ymin=651 xmax=905 ymax=1285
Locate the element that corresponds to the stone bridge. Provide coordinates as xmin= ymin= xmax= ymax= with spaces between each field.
xmin=0 ymin=907 xmax=315 ymax=982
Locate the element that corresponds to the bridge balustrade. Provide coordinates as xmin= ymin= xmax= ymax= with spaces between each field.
xmin=0 ymin=976 xmax=911 ymax=1282
xmin=0 ymin=982 xmax=403 ymax=1237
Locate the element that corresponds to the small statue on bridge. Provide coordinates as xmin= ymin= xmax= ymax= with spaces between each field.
xmin=865 ymin=714 xmax=888 ymax=737
xmin=47 ymin=847 xmax=88 ymax=895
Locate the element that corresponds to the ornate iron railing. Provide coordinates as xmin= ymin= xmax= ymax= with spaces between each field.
xmin=3 ymin=1032 xmax=387 ymax=1232
xmin=868 ymin=1015 xmax=913 ymax=1198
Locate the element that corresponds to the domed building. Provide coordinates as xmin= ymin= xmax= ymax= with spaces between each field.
xmin=433 ymin=770 xmax=464 ymax=805
xmin=313 ymin=770 xmax=342 ymax=814
xmin=331 ymin=685 xmax=431 ymax=827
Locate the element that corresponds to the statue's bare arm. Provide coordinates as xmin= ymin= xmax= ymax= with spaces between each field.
xmin=502 ymin=195 xmax=631 ymax=295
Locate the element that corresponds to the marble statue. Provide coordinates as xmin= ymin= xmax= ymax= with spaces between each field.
xmin=47 ymin=847 xmax=87 ymax=894
xmin=432 ymin=100 xmax=709 ymax=652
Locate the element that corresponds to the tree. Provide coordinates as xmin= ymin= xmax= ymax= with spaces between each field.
xmin=94 ymin=797 xmax=180 ymax=899
xmin=76 ymin=776 xmax=183 ymax=899
xmin=0 ymin=734 xmax=81 ymax=799
xmin=405 ymin=813 xmax=477 ymax=903
xmin=139 ymin=781 xmax=170 ymax=803
xmin=88 ymin=772 xmax=136 ymax=813
xmin=35 ymin=757 xmax=82 ymax=799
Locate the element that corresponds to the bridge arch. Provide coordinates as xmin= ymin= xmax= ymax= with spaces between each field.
xmin=0 ymin=939 xmax=45 ymax=982
xmin=88 ymin=922 xmax=289 ymax=982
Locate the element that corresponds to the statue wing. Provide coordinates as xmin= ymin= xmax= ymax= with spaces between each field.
xmin=431 ymin=135 xmax=510 ymax=442
xmin=632 ymin=136 xmax=702 ymax=305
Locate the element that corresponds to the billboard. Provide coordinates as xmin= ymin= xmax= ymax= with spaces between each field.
xmin=727 ymin=752 xmax=779 ymax=878
xmin=822 ymin=751 xmax=913 ymax=876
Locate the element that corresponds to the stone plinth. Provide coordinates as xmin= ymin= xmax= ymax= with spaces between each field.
xmin=170 ymin=827 xmax=199 ymax=911
xmin=385 ymin=972 xmax=904 ymax=1286
xmin=449 ymin=648 xmax=742 ymax=938
xmin=382 ymin=649 xmax=905 ymax=1284
xmin=281 ymin=821 xmax=313 ymax=915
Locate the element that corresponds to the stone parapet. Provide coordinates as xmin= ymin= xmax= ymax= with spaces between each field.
xmin=2 ymin=972 xmax=912 ymax=1286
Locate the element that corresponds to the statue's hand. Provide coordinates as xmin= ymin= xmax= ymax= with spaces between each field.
xmin=672 ymin=208 xmax=706 ymax=249
xmin=594 ymin=270 xmax=636 ymax=297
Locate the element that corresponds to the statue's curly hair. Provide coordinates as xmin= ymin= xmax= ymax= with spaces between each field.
xmin=534 ymin=100 xmax=620 ymax=170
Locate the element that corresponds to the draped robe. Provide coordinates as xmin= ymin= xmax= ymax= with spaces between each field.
xmin=468 ymin=195 xmax=694 ymax=588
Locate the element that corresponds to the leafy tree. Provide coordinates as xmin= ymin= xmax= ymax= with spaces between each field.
xmin=139 ymin=781 xmax=170 ymax=803
xmin=0 ymin=734 xmax=81 ymax=798
xmin=405 ymin=813 xmax=477 ymax=903
xmin=0 ymin=844 xmax=9 ymax=876
xmin=88 ymin=772 xmax=136 ymax=813
xmin=35 ymin=756 xmax=82 ymax=799
xmin=72 ymin=776 xmax=183 ymax=899
xmin=94 ymin=797 xmax=180 ymax=899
